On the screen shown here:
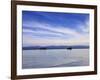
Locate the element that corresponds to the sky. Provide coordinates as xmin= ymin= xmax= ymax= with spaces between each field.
xmin=22 ymin=11 xmax=89 ymax=47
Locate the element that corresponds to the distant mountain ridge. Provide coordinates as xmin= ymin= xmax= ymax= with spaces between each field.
xmin=23 ymin=45 xmax=89 ymax=50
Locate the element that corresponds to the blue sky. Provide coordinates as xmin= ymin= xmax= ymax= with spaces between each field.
xmin=22 ymin=11 xmax=89 ymax=47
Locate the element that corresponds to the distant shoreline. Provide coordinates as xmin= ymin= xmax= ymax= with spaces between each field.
xmin=23 ymin=45 xmax=89 ymax=50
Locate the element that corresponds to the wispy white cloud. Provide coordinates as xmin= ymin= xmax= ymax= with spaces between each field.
xmin=77 ymin=19 xmax=89 ymax=33
xmin=23 ymin=21 xmax=82 ymax=37
xmin=23 ymin=19 xmax=89 ymax=46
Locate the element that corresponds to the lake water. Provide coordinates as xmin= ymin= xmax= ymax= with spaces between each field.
xmin=22 ymin=49 xmax=89 ymax=69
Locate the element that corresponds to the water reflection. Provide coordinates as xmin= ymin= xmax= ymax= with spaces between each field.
xmin=22 ymin=49 xmax=89 ymax=69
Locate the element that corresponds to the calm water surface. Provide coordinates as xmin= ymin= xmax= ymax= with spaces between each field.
xmin=22 ymin=49 xmax=89 ymax=69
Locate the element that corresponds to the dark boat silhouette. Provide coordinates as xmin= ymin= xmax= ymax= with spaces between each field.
xmin=67 ymin=47 xmax=72 ymax=50
xmin=39 ymin=47 xmax=47 ymax=50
